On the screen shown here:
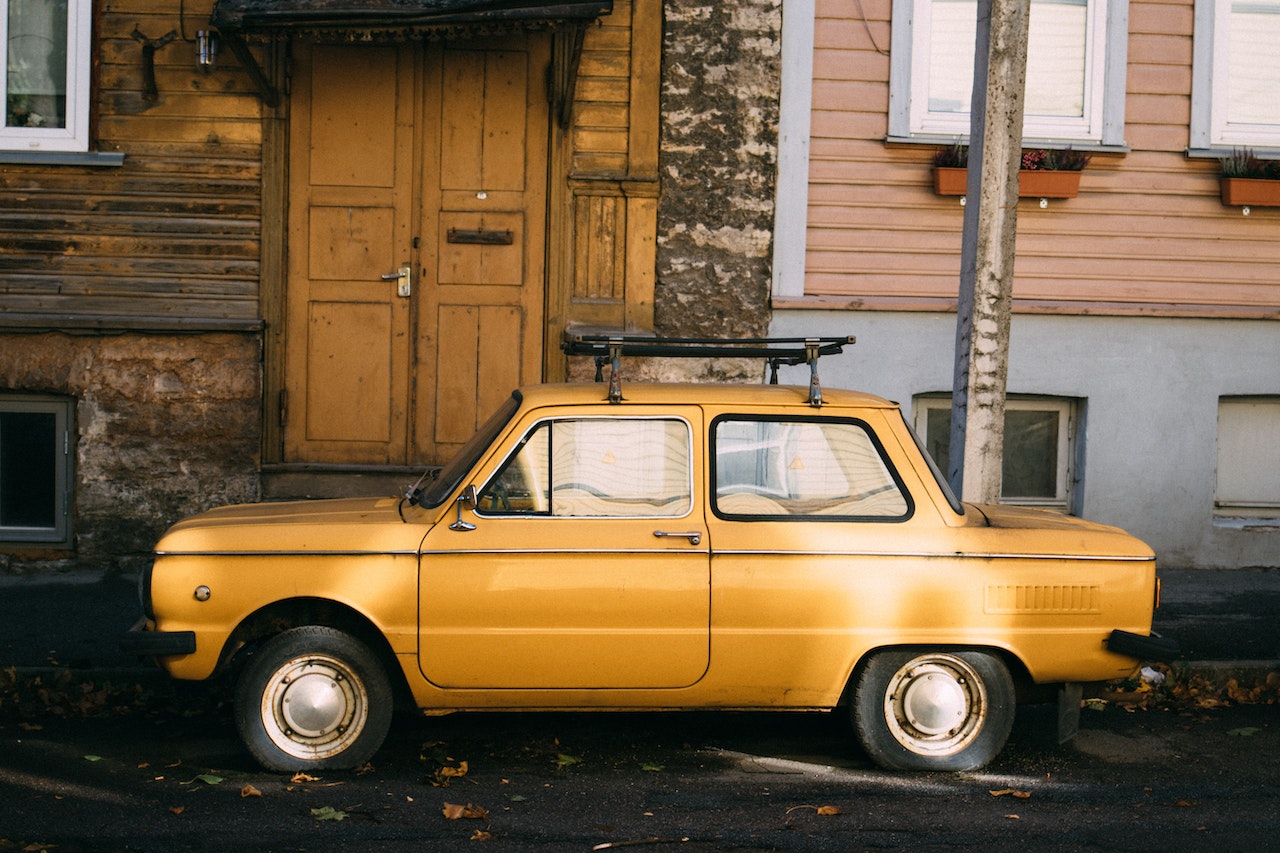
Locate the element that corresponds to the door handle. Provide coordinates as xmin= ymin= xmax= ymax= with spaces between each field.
xmin=653 ymin=530 xmax=702 ymax=546
xmin=381 ymin=264 xmax=412 ymax=297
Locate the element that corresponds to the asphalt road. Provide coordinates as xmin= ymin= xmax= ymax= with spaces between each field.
xmin=1 ymin=691 xmax=1277 ymax=852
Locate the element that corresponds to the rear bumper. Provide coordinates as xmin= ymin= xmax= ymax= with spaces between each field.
xmin=1107 ymin=629 xmax=1180 ymax=662
xmin=120 ymin=616 xmax=196 ymax=658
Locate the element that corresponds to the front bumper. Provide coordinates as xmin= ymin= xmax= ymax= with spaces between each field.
xmin=1107 ymin=629 xmax=1180 ymax=662
xmin=120 ymin=617 xmax=197 ymax=658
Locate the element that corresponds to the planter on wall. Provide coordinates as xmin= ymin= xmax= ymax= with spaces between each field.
xmin=933 ymin=167 xmax=1082 ymax=199
xmin=1220 ymin=177 xmax=1280 ymax=207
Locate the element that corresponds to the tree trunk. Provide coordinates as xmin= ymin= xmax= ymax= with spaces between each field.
xmin=949 ymin=0 xmax=1031 ymax=505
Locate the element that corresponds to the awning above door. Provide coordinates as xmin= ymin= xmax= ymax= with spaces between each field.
xmin=211 ymin=0 xmax=614 ymax=35
xmin=210 ymin=0 xmax=612 ymax=109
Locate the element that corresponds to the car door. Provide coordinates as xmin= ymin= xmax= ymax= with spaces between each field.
xmin=418 ymin=408 xmax=710 ymax=690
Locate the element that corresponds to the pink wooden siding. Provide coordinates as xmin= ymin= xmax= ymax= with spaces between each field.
xmin=787 ymin=0 xmax=1280 ymax=318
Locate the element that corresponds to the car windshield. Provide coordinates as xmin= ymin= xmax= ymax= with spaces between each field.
xmin=411 ymin=392 xmax=522 ymax=508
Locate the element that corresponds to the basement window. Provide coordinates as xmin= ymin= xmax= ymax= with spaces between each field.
xmin=1216 ymin=396 xmax=1280 ymax=518
xmin=0 ymin=396 xmax=74 ymax=546
xmin=913 ymin=395 xmax=1079 ymax=513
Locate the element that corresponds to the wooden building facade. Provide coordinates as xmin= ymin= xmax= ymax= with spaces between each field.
xmin=0 ymin=0 xmax=670 ymax=571
xmin=768 ymin=0 xmax=1280 ymax=569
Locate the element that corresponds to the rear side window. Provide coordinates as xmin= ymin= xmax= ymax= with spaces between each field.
xmin=712 ymin=417 xmax=911 ymax=520
xmin=478 ymin=418 xmax=692 ymax=518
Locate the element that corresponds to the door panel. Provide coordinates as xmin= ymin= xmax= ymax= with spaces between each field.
xmin=285 ymin=44 xmax=413 ymax=464
xmin=284 ymin=39 xmax=546 ymax=467
xmin=415 ymin=44 xmax=547 ymax=464
xmin=418 ymin=410 xmax=710 ymax=690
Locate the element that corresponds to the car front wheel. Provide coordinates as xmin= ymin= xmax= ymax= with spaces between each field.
xmin=852 ymin=649 xmax=1015 ymax=772
xmin=234 ymin=626 xmax=393 ymax=772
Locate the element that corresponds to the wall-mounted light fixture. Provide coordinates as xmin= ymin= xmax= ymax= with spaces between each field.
xmin=196 ymin=29 xmax=219 ymax=72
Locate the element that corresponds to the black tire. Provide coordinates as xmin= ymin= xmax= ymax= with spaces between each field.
xmin=852 ymin=649 xmax=1015 ymax=772
xmin=234 ymin=626 xmax=393 ymax=772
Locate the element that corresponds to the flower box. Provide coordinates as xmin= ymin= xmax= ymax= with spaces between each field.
xmin=1220 ymin=177 xmax=1280 ymax=207
xmin=933 ymin=167 xmax=1082 ymax=199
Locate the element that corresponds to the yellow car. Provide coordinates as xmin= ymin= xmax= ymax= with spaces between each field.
xmin=123 ymin=337 xmax=1173 ymax=772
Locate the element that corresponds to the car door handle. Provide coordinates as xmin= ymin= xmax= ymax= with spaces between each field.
xmin=653 ymin=530 xmax=702 ymax=546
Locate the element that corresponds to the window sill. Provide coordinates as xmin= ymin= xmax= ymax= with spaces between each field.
xmin=0 ymin=151 xmax=124 ymax=167
xmin=886 ymin=135 xmax=1130 ymax=155
xmin=1213 ymin=514 xmax=1280 ymax=530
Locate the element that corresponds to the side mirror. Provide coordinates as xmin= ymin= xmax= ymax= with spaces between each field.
xmin=450 ymin=484 xmax=478 ymax=532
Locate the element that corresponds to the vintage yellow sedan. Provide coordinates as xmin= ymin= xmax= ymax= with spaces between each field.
xmin=124 ymin=342 xmax=1173 ymax=773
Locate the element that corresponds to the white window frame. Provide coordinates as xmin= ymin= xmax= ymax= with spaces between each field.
xmin=0 ymin=395 xmax=74 ymax=547
xmin=1215 ymin=397 xmax=1280 ymax=516
xmin=913 ymin=395 xmax=1077 ymax=512
xmin=1 ymin=0 xmax=93 ymax=152
xmin=1191 ymin=0 xmax=1280 ymax=150
xmin=888 ymin=0 xmax=1129 ymax=146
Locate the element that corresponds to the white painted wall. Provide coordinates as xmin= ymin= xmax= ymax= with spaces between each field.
xmin=769 ymin=309 xmax=1280 ymax=569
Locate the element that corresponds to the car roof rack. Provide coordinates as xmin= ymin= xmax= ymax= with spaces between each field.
xmin=562 ymin=333 xmax=856 ymax=407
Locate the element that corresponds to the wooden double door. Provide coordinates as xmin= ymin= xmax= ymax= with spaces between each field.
xmin=284 ymin=38 xmax=547 ymax=467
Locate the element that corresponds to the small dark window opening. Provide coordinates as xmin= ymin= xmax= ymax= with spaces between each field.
xmin=0 ymin=397 xmax=73 ymax=547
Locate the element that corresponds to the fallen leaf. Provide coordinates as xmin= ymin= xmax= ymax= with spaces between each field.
xmin=640 ymin=762 xmax=664 ymax=772
xmin=195 ymin=774 xmax=223 ymax=786
xmin=291 ymin=772 xmax=320 ymax=784
xmin=442 ymin=802 xmax=490 ymax=821
xmin=83 ymin=755 xmax=102 ymax=762
xmin=989 ymin=788 xmax=1032 ymax=799
xmin=471 ymin=829 xmax=493 ymax=841
xmin=241 ymin=784 xmax=262 ymax=798
xmin=816 ymin=805 xmax=843 ymax=816
xmin=311 ymin=806 xmax=347 ymax=821
xmin=555 ymin=753 xmax=582 ymax=768
xmin=168 ymin=806 xmax=185 ymax=816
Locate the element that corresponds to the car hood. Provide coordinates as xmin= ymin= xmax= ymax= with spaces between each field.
xmin=965 ymin=503 xmax=1155 ymax=560
xmin=155 ymin=497 xmax=425 ymax=555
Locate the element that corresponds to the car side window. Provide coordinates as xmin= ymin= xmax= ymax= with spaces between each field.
xmin=478 ymin=418 xmax=692 ymax=518
xmin=712 ymin=417 xmax=911 ymax=520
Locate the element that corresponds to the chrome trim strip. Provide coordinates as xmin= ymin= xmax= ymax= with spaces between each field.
xmin=710 ymin=550 xmax=1154 ymax=562
xmin=154 ymin=550 xmax=420 ymax=558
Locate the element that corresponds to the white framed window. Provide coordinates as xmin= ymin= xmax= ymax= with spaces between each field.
xmin=2 ymin=0 xmax=93 ymax=152
xmin=0 ymin=395 xmax=74 ymax=546
xmin=913 ymin=395 xmax=1078 ymax=511
xmin=1216 ymin=397 xmax=1280 ymax=515
xmin=1191 ymin=0 xmax=1280 ymax=150
xmin=888 ymin=0 xmax=1128 ymax=145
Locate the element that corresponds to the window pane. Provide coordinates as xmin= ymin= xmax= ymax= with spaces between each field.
xmin=714 ymin=419 xmax=908 ymax=518
xmin=1227 ymin=2 xmax=1280 ymax=126
xmin=926 ymin=0 xmax=1088 ymax=120
xmin=1002 ymin=409 xmax=1059 ymax=500
xmin=480 ymin=419 xmax=693 ymax=518
xmin=0 ymin=410 xmax=57 ymax=528
xmin=551 ymin=419 xmax=690 ymax=517
xmin=1216 ymin=398 xmax=1280 ymax=508
xmin=922 ymin=405 xmax=1063 ymax=503
xmin=6 ymin=0 xmax=69 ymax=130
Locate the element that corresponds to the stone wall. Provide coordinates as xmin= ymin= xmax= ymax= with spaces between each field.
xmin=657 ymin=0 xmax=782 ymax=357
xmin=0 ymin=332 xmax=261 ymax=576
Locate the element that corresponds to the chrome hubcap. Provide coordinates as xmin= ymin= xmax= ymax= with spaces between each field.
xmin=883 ymin=654 xmax=987 ymax=757
xmin=262 ymin=654 xmax=367 ymax=760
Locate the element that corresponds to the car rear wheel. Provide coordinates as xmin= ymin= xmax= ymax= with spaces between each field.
xmin=234 ymin=626 xmax=393 ymax=772
xmin=852 ymin=649 xmax=1015 ymax=771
